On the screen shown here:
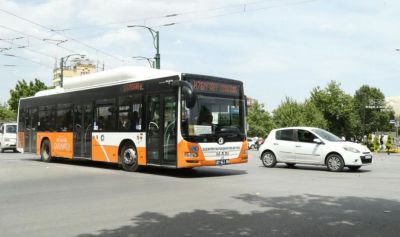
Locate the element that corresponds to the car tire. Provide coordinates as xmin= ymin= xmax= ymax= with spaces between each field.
xmin=250 ymin=144 xmax=255 ymax=150
xmin=326 ymin=153 xmax=344 ymax=172
xmin=286 ymin=163 xmax=296 ymax=168
xmin=120 ymin=143 xmax=140 ymax=172
xmin=40 ymin=139 xmax=53 ymax=163
xmin=261 ymin=151 xmax=277 ymax=168
xmin=348 ymin=166 xmax=361 ymax=171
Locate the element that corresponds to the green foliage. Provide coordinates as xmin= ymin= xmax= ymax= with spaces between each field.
xmin=386 ymin=135 xmax=393 ymax=153
xmin=310 ymin=81 xmax=359 ymax=139
xmin=0 ymin=104 xmax=16 ymax=122
xmin=272 ymin=97 xmax=327 ymax=128
xmin=373 ymin=135 xmax=380 ymax=152
xmin=8 ymin=79 xmax=48 ymax=113
xmin=247 ymin=101 xmax=274 ymax=138
xmin=367 ymin=133 xmax=373 ymax=150
xmin=353 ymin=85 xmax=394 ymax=134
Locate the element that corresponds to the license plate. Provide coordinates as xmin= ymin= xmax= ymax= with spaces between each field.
xmin=364 ymin=155 xmax=372 ymax=159
xmin=216 ymin=159 xmax=229 ymax=166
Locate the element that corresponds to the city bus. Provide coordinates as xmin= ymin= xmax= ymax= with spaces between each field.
xmin=17 ymin=67 xmax=248 ymax=171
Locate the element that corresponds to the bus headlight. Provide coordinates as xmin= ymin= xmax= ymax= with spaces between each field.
xmin=184 ymin=152 xmax=198 ymax=158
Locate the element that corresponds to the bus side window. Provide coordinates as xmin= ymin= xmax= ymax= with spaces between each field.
xmin=39 ymin=105 xmax=56 ymax=132
xmin=56 ymin=103 xmax=73 ymax=132
xmin=118 ymin=95 xmax=143 ymax=132
xmin=95 ymin=98 xmax=116 ymax=132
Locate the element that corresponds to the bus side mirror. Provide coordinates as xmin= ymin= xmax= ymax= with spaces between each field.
xmin=173 ymin=81 xmax=196 ymax=108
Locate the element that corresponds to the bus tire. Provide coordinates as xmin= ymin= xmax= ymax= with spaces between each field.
xmin=120 ymin=143 xmax=140 ymax=172
xmin=40 ymin=139 xmax=53 ymax=163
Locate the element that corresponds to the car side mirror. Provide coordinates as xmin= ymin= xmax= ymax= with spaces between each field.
xmin=313 ymin=138 xmax=323 ymax=144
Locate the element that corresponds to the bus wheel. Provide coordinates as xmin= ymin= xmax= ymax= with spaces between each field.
xmin=120 ymin=144 xmax=140 ymax=172
xmin=40 ymin=139 xmax=53 ymax=162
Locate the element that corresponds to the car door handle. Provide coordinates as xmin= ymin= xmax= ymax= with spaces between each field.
xmin=296 ymin=145 xmax=301 ymax=148
xmin=273 ymin=143 xmax=279 ymax=145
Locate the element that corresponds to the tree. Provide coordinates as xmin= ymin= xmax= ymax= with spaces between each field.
xmin=354 ymin=85 xmax=395 ymax=136
xmin=0 ymin=104 xmax=16 ymax=122
xmin=373 ymin=135 xmax=380 ymax=152
xmin=247 ymin=101 xmax=274 ymax=138
xmin=386 ymin=134 xmax=393 ymax=154
xmin=8 ymin=79 xmax=48 ymax=113
xmin=310 ymin=81 xmax=358 ymax=139
xmin=272 ymin=97 xmax=327 ymax=128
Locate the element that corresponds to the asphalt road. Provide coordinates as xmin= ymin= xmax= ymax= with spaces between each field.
xmin=1 ymin=150 xmax=400 ymax=237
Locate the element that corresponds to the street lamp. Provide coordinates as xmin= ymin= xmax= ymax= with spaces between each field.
xmin=132 ymin=56 xmax=155 ymax=68
xmin=60 ymin=54 xmax=85 ymax=87
xmin=127 ymin=25 xmax=160 ymax=69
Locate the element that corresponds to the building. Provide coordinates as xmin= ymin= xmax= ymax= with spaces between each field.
xmin=246 ymin=96 xmax=258 ymax=107
xmin=386 ymin=96 xmax=400 ymax=116
xmin=53 ymin=57 xmax=97 ymax=87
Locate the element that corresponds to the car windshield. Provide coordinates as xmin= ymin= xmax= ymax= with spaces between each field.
xmin=181 ymin=95 xmax=245 ymax=142
xmin=311 ymin=128 xmax=342 ymax=142
xmin=6 ymin=125 xmax=17 ymax=134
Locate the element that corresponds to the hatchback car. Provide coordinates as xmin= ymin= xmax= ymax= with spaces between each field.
xmin=259 ymin=127 xmax=372 ymax=172
xmin=0 ymin=122 xmax=17 ymax=152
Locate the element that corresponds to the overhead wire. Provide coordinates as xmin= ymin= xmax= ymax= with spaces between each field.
xmin=0 ymin=8 xmax=126 ymax=62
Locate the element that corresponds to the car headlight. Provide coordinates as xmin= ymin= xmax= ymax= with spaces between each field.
xmin=343 ymin=146 xmax=360 ymax=153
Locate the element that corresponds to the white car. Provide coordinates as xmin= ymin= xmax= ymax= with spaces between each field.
xmin=247 ymin=138 xmax=257 ymax=150
xmin=0 ymin=122 xmax=18 ymax=153
xmin=259 ymin=127 xmax=372 ymax=172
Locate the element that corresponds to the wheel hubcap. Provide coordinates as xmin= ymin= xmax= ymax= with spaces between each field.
xmin=328 ymin=156 xmax=341 ymax=170
xmin=263 ymin=153 xmax=274 ymax=165
xmin=123 ymin=148 xmax=137 ymax=165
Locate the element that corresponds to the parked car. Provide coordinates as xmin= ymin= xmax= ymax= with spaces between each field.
xmin=0 ymin=122 xmax=18 ymax=152
xmin=259 ymin=127 xmax=372 ymax=172
xmin=247 ymin=137 xmax=258 ymax=150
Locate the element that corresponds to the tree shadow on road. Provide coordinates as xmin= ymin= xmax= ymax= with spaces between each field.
xmin=77 ymin=194 xmax=400 ymax=237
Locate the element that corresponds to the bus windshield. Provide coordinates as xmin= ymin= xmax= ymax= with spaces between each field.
xmin=181 ymin=95 xmax=245 ymax=142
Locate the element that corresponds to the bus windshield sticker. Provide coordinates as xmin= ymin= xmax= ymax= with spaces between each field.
xmin=193 ymin=125 xmax=212 ymax=135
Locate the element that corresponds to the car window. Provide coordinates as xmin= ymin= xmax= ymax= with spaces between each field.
xmin=276 ymin=129 xmax=295 ymax=141
xmin=297 ymin=129 xmax=317 ymax=143
xmin=6 ymin=125 xmax=17 ymax=134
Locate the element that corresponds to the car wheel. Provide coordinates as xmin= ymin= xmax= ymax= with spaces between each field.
xmin=250 ymin=144 xmax=255 ymax=150
xmin=40 ymin=139 xmax=53 ymax=162
xmin=286 ymin=163 xmax=296 ymax=168
xmin=120 ymin=143 xmax=140 ymax=172
xmin=348 ymin=166 xmax=361 ymax=171
xmin=261 ymin=151 xmax=277 ymax=168
xmin=326 ymin=153 xmax=344 ymax=172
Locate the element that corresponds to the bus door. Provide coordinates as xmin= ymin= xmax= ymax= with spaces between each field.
xmin=24 ymin=108 xmax=38 ymax=153
xmin=73 ymin=104 xmax=93 ymax=158
xmin=146 ymin=93 xmax=177 ymax=166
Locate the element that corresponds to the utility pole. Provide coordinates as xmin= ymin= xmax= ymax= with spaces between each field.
xmin=127 ymin=25 xmax=160 ymax=69
xmin=59 ymin=54 xmax=85 ymax=87
xmin=60 ymin=57 xmax=64 ymax=87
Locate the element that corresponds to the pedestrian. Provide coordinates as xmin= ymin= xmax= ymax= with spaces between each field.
xmin=380 ymin=135 xmax=384 ymax=151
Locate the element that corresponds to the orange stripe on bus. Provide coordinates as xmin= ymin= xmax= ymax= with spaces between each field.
xmin=37 ymin=132 xmax=74 ymax=158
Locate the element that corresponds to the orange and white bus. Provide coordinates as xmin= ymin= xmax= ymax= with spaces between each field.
xmin=17 ymin=67 xmax=248 ymax=171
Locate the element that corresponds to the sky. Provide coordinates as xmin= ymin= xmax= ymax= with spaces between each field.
xmin=0 ymin=0 xmax=399 ymax=111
